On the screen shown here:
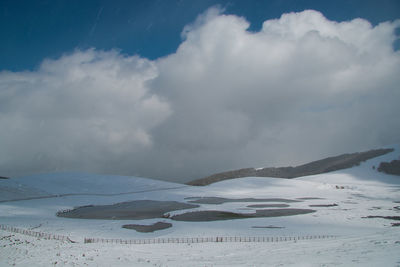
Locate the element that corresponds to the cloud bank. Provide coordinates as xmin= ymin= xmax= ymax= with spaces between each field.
xmin=1 ymin=9 xmax=399 ymax=182
xmin=0 ymin=50 xmax=170 ymax=176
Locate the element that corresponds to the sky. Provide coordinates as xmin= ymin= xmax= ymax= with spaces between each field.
xmin=0 ymin=0 xmax=399 ymax=182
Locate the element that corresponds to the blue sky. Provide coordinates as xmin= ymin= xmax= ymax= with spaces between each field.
xmin=0 ymin=1 xmax=400 ymax=181
xmin=1 ymin=0 xmax=399 ymax=71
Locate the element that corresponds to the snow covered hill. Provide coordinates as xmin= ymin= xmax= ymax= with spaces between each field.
xmin=0 ymin=172 xmax=184 ymax=202
xmin=188 ymin=148 xmax=395 ymax=185
xmin=1 ymin=146 xmax=400 ymax=266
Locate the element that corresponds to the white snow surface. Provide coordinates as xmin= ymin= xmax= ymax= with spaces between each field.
xmin=1 ymin=146 xmax=400 ymax=266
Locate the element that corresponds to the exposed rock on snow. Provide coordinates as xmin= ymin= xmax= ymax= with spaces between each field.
xmin=378 ymin=160 xmax=400 ymax=176
xmin=122 ymin=222 xmax=172 ymax=233
xmin=57 ymin=200 xmax=198 ymax=220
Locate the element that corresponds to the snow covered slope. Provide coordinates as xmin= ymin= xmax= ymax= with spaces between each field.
xmin=0 ymin=172 xmax=184 ymax=202
xmin=0 ymin=146 xmax=399 ymax=266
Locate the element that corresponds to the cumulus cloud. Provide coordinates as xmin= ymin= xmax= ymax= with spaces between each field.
xmin=150 ymin=8 xmax=400 ymax=180
xmin=1 ymin=8 xmax=399 ymax=182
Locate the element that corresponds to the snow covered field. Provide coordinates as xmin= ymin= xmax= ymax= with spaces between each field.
xmin=1 ymin=230 xmax=399 ymax=266
xmin=1 ymin=146 xmax=400 ymax=266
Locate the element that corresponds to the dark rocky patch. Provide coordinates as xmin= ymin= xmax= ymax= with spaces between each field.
xmin=378 ymin=160 xmax=400 ymax=176
xmin=0 ymin=176 xmax=9 ymax=179
xmin=122 ymin=222 xmax=172 ymax=233
xmin=252 ymin=225 xmax=285 ymax=229
xmin=187 ymin=197 xmax=301 ymax=205
xmin=247 ymin=204 xmax=290 ymax=208
xmin=57 ymin=200 xmax=199 ymax=220
xmin=363 ymin=216 xmax=400 ymax=221
xmin=188 ymin=148 xmax=394 ymax=186
xmin=171 ymin=208 xmax=316 ymax=222
xmin=392 ymin=223 xmax=400 ymax=227
xmin=393 ymin=206 xmax=400 ymax=211
xmin=296 ymin=197 xmax=325 ymax=200
xmin=255 ymin=209 xmax=315 ymax=217
xmin=171 ymin=211 xmax=252 ymax=221
xmin=309 ymin=204 xmax=338 ymax=207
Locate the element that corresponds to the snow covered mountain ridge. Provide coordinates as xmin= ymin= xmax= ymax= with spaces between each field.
xmin=188 ymin=147 xmax=398 ymax=186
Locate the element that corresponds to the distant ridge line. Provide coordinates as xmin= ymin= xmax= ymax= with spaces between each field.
xmin=187 ymin=148 xmax=394 ymax=186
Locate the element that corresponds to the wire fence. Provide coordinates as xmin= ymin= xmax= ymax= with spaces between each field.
xmin=83 ymin=235 xmax=336 ymax=244
xmin=1 ymin=224 xmax=335 ymax=245
xmin=0 ymin=224 xmax=74 ymax=243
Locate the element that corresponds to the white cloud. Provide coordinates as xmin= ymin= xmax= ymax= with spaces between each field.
xmin=0 ymin=49 xmax=170 ymax=176
xmin=1 ymin=9 xmax=399 ymax=181
xmin=149 ymin=8 xmax=400 ymax=180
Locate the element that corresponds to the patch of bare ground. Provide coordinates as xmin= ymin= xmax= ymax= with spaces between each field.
xmin=170 ymin=209 xmax=316 ymax=222
xmin=378 ymin=160 xmax=400 ymax=176
xmin=309 ymin=204 xmax=338 ymax=207
xmin=247 ymin=204 xmax=290 ymax=208
xmin=122 ymin=222 xmax=172 ymax=233
xmin=57 ymin=200 xmax=198 ymax=220
xmin=187 ymin=197 xmax=301 ymax=204
xmin=252 ymin=225 xmax=285 ymax=229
